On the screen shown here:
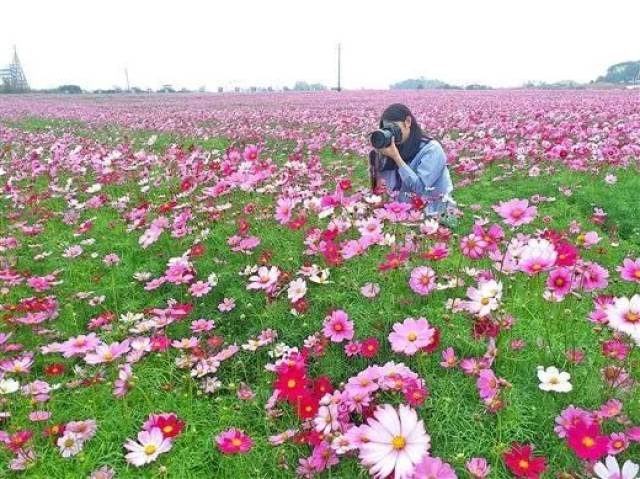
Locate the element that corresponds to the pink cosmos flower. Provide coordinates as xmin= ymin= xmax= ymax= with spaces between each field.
xmin=59 ymin=334 xmax=101 ymax=358
xmin=189 ymin=280 xmax=212 ymax=297
xmin=89 ymin=466 xmax=115 ymax=479
xmin=493 ymin=198 xmax=537 ymax=227
xmin=310 ymin=441 xmax=339 ymax=470
xmin=275 ymin=197 xmax=295 ymax=224
xmin=440 ymin=347 xmax=458 ymax=368
xmin=247 ymin=266 xmax=280 ymax=291
xmin=63 ymin=245 xmax=83 ymax=258
xmin=578 ymin=261 xmax=609 ymax=291
xmin=361 ymin=282 xmax=381 ymax=298
xmin=358 ymin=404 xmax=430 ymax=479
xmin=608 ymin=432 xmax=629 ymax=455
xmin=216 ymin=428 xmax=253 ymax=454
xmin=477 ymin=368 xmax=499 ymax=401
xmin=191 ymin=319 xmax=215 ymax=333
xmin=466 ymin=457 xmax=491 ymax=479
xmin=102 ymin=253 xmax=120 ymax=266
xmin=605 ymin=295 xmax=640 ymax=337
xmin=618 ymin=258 xmax=640 ymax=283
xmin=409 ymin=267 xmax=436 ymax=296
xmin=345 ymin=341 xmax=361 ymax=357
xmin=218 ymin=297 xmax=236 ymax=312
xmin=554 ymin=406 xmax=592 ymax=438
xmin=322 ymin=310 xmax=354 ymax=343
xmin=411 ymin=456 xmax=457 ymax=479
xmin=460 ymin=234 xmax=487 ymax=259
xmin=546 ymin=267 xmax=573 ymax=297
xmin=84 ymin=340 xmax=130 ymax=365
xmin=0 ymin=354 xmax=34 ymax=374
xmin=388 ymin=317 xmax=435 ymax=356
xmin=518 ymin=239 xmax=557 ymax=275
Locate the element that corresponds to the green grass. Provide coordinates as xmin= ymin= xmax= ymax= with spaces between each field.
xmin=0 ymin=117 xmax=639 ymax=478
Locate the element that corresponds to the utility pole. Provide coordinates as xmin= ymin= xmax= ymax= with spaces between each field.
xmin=337 ymin=43 xmax=342 ymax=92
xmin=124 ymin=67 xmax=130 ymax=92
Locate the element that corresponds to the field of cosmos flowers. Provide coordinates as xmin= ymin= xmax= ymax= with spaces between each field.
xmin=0 ymin=90 xmax=639 ymax=479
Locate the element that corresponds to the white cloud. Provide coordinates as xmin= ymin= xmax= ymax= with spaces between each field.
xmin=1 ymin=0 xmax=639 ymax=90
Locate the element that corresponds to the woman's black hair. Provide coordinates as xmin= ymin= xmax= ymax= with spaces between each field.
xmin=379 ymin=103 xmax=428 ymax=163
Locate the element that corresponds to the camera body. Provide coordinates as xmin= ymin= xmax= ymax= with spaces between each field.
xmin=370 ymin=124 xmax=402 ymax=149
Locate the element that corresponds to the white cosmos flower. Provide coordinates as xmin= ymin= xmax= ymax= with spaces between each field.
xmin=537 ymin=366 xmax=573 ymax=393
xmin=287 ymin=278 xmax=307 ymax=302
xmin=593 ymin=455 xmax=639 ymax=479
xmin=0 ymin=378 xmax=20 ymax=395
xmin=124 ymin=427 xmax=172 ymax=467
xmin=57 ymin=431 xmax=84 ymax=458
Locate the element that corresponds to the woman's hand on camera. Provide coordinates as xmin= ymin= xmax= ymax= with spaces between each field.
xmin=376 ymin=137 xmax=401 ymax=162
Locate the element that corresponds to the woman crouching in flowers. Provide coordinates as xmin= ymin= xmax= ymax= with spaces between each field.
xmin=368 ymin=103 xmax=457 ymax=226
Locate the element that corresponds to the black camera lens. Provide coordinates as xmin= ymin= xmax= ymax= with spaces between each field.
xmin=370 ymin=129 xmax=391 ymax=149
xmin=370 ymin=124 xmax=402 ymax=148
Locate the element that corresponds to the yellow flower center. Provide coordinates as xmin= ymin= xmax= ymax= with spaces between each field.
xmin=144 ymin=444 xmax=157 ymax=455
xmin=481 ymin=297 xmax=490 ymax=305
xmin=582 ymin=436 xmax=595 ymax=448
xmin=231 ymin=438 xmax=242 ymax=447
xmin=518 ymin=459 xmax=529 ymax=469
xmin=407 ymin=332 xmax=417 ymax=342
xmin=392 ymin=435 xmax=406 ymax=450
xmin=287 ymin=379 xmax=297 ymax=389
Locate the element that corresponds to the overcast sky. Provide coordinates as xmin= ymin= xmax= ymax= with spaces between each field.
xmin=2 ymin=0 xmax=639 ymax=91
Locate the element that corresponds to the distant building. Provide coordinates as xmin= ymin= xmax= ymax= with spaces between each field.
xmin=0 ymin=46 xmax=30 ymax=92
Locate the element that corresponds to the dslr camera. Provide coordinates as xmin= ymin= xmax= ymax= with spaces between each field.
xmin=369 ymin=123 xmax=402 ymax=149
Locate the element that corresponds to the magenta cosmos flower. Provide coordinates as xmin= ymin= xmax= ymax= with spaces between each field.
xmin=216 ymin=428 xmax=253 ymax=454
xmin=358 ymin=404 xmax=430 ymax=479
xmin=409 ymin=267 xmax=437 ymax=296
xmin=492 ymin=198 xmax=537 ymax=227
xmin=618 ymin=258 xmax=640 ymax=283
xmin=389 ymin=317 xmax=435 ymax=356
xmin=322 ymin=309 xmax=354 ymax=343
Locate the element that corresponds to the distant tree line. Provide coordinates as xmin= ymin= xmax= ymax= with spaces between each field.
xmin=390 ymin=77 xmax=492 ymax=90
xmin=15 ymin=81 xmax=332 ymax=95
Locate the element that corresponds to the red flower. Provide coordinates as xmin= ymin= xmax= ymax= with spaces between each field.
xmin=312 ymin=376 xmax=334 ymax=397
xmin=554 ymin=242 xmax=578 ymax=267
xmin=566 ymin=422 xmax=608 ymax=461
xmin=360 ymin=338 xmax=380 ymax=358
xmin=44 ymin=363 xmax=65 ymax=376
xmin=320 ymin=229 xmax=339 ymax=242
xmin=292 ymin=298 xmax=309 ymax=314
xmin=338 ymin=178 xmax=352 ymax=191
xmin=421 ymin=327 xmax=441 ymax=353
xmin=180 ymin=178 xmax=193 ymax=192
xmin=148 ymin=414 xmax=185 ymax=439
xmin=404 ymin=382 xmax=429 ymax=407
xmin=273 ymin=368 xmax=308 ymax=403
xmin=189 ymin=243 xmax=206 ymax=257
xmin=42 ymin=424 xmax=65 ymax=439
xmin=4 ymin=430 xmax=33 ymax=453
xmin=157 ymin=199 xmax=177 ymax=213
xmin=295 ymin=394 xmax=319 ymax=420
xmin=503 ymin=443 xmax=547 ymax=479
xmin=411 ymin=195 xmax=426 ymax=210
